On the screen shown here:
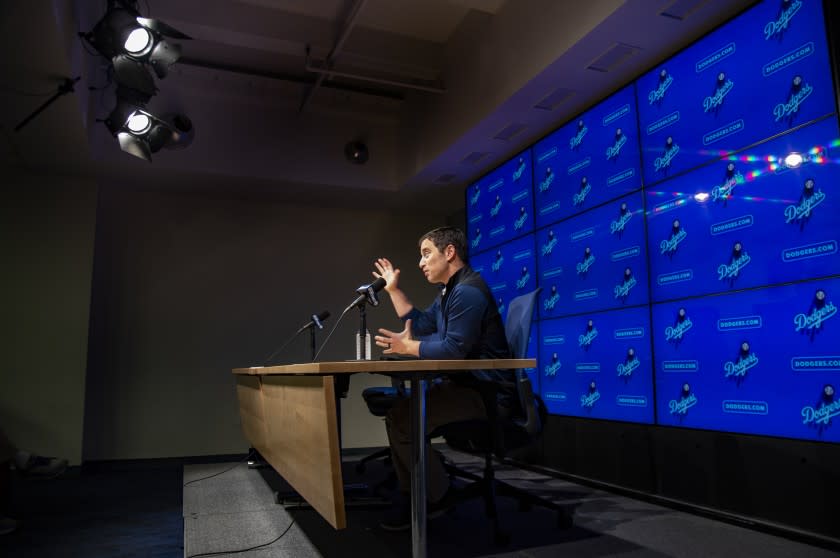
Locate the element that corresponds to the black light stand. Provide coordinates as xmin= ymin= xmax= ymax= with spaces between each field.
xmin=14 ymin=77 xmax=80 ymax=132
xmin=309 ymin=326 xmax=318 ymax=361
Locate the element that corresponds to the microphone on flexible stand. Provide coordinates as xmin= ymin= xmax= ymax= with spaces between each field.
xmin=262 ymin=310 xmax=330 ymax=366
xmin=296 ymin=311 xmax=330 ymax=335
xmin=342 ymin=277 xmax=387 ymax=314
xmin=313 ymin=276 xmax=388 ymax=362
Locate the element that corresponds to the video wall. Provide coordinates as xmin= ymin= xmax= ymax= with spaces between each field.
xmin=464 ymin=0 xmax=840 ymax=443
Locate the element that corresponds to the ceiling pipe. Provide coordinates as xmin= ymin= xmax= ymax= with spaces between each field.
xmin=304 ymin=59 xmax=446 ymax=94
xmin=299 ymin=0 xmax=368 ymax=114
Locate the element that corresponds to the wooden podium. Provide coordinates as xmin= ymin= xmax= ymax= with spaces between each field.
xmin=233 ymin=358 xmax=535 ymax=557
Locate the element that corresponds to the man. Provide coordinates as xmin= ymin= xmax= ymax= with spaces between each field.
xmin=372 ymin=226 xmax=510 ymax=530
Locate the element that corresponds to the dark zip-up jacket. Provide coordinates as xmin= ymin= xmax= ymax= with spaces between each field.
xmin=402 ymin=266 xmax=511 ymax=384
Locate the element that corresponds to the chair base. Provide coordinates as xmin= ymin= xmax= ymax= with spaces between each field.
xmin=355 ymin=447 xmax=391 ymax=473
xmin=443 ymin=456 xmax=575 ymax=545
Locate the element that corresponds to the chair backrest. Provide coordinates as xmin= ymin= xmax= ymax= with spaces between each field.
xmin=503 ymin=287 xmax=542 ymax=436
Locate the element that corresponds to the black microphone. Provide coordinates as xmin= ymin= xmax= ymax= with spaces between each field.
xmin=262 ymin=310 xmax=331 ymax=366
xmin=343 ymin=277 xmax=387 ymax=313
xmin=314 ymin=278 xmax=387 ymax=363
xmin=295 ymin=310 xmax=330 ymax=334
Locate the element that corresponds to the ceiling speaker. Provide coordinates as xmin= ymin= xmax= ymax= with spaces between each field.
xmin=344 ymin=141 xmax=369 ymax=164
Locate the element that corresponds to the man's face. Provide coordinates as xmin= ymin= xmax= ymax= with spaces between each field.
xmin=418 ymin=238 xmax=449 ymax=284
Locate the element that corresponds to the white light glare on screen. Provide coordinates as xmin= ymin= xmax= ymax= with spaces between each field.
xmin=783 ymin=152 xmax=804 ymax=168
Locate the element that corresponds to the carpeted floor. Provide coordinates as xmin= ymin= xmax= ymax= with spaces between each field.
xmin=0 ymin=460 xmax=183 ymax=557
xmin=182 ymin=450 xmax=840 ymax=558
xmin=1 ymin=450 xmax=838 ymax=558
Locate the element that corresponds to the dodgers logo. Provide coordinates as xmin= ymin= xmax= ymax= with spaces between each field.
xmin=794 ymin=290 xmax=837 ymax=332
xmin=471 ymin=229 xmax=482 ymax=249
xmin=611 ymin=203 xmax=632 ymax=235
xmin=617 ymin=349 xmax=639 ymax=377
xmin=543 ymin=286 xmax=560 ymax=311
xmin=665 ymin=308 xmax=693 ymax=342
xmin=801 ymin=384 xmax=839 ymax=430
xmin=570 ymin=120 xmax=588 ymax=150
xmin=539 ymin=168 xmax=554 ymax=192
xmin=577 ymin=247 xmax=595 ymax=275
xmin=573 ymin=177 xmax=591 ymax=206
xmin=774 ymin=76 xmax=812 ymax=122
xmin=718 ymin=242 xmax=751 ymax=281
xmin=578 ymin=321 xmax=598 ymax=348
xmin=496 ymin=297 xmax=505 ymax=316
xmin=544 ymin=353 xmax=561 ymax=377
xmin=580 ymin=382 xmax=600 ymax=408
xmin=491 ymin=251 xmax=504 ymax=272
xmin=606 ymin=129 xmax=626 ymax=160
xmin=512 ymin=157 xmax=526 ymax=181
xmin=655 ymin=138 xmax=680 ymax=172
xmin=704 ymin=73 xmax=734 ymax=113
xmin=614 ymin=268 xmax=637 ymax=299
xmin=724 ymin=342 xmax=759 ymax=379
xmin=669 ymin=384 xmax=697 ymax=415
xmin=765 ymin=0 xmax=802 ymax=41
xmin=785 ymin=179 xmax=825 ymax=224
xmin=490 ymin=195 xmax=502 ymax=218
xmin=514 ymin=207 xmax=528 ymax=230
xmin=541 ymin=232 xmax=558 ymax=256
xmin=661 ymin=220 xmax=687 ymax=255
xmin=649 ymin=69 xmax=673 ymax=105
xmin=713 ymin=164 xmax=744 ymax=202
xmin=670 ymin=393 xmax=698 ymax=415
xmin=470 ymin=185 xmax=481 ymax=206
xmin=516 ymin=267 xmax=530 ymax=290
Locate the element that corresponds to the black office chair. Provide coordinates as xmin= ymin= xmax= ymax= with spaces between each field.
xmin=436 ymin=287 xmax=573 ymax=545
xmin=356 ymin=379 xmax=409 ymax=473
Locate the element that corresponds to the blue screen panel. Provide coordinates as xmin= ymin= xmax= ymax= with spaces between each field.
xmin=539 ymin=306 xmax=655 ymax=424
xmin=637 ymin=0 xmax=835 ymax=184
xmin=535 ymin=191 xmax=649 ymax=318
xmin=653 ymin=278 xmax=840 ymax=443
xmin=466 ymin=149 xmax=534 ymax=256
xmin=646 ymin=116 xmax=840 ymax=302
xmin=533 ymin=84 xmax=642 ymax=228
xmin=470 ymin=233 xmax=537 ymax=307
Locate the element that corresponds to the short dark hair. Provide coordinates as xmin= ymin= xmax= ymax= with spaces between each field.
xmin=418 ymin=227 xmax=467 ymax=263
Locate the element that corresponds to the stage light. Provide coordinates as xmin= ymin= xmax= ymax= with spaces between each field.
xmin=104 ymin=99 xmax=193 ymax=162
xmin=694 ymin=192 xmax=710 ymax=202
xmin=83 ymin=3 xmax=190 ymax=97
xmin=126 ymin=112 xmax=151 ymax=134
xmin=124 ymin=27 xmax=152 ymax=55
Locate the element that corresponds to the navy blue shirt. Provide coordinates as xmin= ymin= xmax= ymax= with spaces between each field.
xmin=402 ymin=266 xmax=511 ymax=383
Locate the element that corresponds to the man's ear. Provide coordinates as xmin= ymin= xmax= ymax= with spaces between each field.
xmin=444 ymin=244 xmax=456 ymax=262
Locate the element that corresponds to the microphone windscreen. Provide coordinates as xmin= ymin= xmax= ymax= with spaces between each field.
xmin=369 ymin=277 xmax=387 ymax=292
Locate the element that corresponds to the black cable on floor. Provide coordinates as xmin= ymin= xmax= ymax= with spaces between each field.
xmin=184 ymin=517 xmax=296 ymax=558
xmin=182 ymin=450 xmax=255 ymax=487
